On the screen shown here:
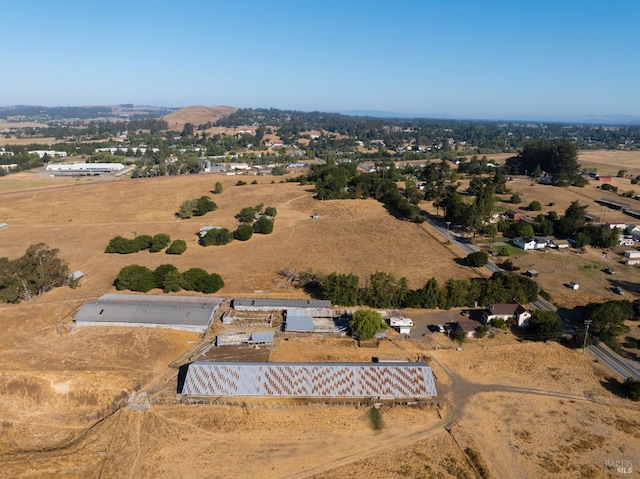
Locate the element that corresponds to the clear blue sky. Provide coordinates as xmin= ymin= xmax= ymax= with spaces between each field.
xmin=2 ymin=0 xmax=639 ymax=120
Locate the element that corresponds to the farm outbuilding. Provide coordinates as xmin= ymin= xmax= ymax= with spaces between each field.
xmin=624 ymin=251 xmax=640 ymax=259
xmin=233 ymin=298 xmax=331 ymax=311
xmin=181 ymin=362 xmax=437 ymax=399
xmin=74 ymin=294 xmax=223 ymax=332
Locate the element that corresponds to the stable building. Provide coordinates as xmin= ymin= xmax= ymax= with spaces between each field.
xmin=233 ymin=298 xmax=331 ymax=311
xmin=74 ymin=293 xmax=223 ymax=332
xmin=181 ymin=362 xmax=437 ymax=399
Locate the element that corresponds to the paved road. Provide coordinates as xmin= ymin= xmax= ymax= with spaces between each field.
xmin=426 ymin=219 xmax=640 ymax=381
xmin=426 ymin=220 xmax=500 ymax=273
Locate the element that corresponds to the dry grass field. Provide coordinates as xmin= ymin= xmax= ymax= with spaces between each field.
xmin=1 ymin=154 xmax=640 ymax=477
xmin=162 ymin=105 xmax=238 ymax=131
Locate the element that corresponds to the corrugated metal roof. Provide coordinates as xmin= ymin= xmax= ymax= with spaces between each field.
xmin=249 ymin=332 xmax=275 ymax=343
xmin=234 ymin=298 xmax=331 ymax=310
xmin=285 ymin=315 xmax=315 ymax=332
xmin=182 ymin=362 xmax=437 ymax=398
xmin=74 ymin=294 xmax=222 ymax=332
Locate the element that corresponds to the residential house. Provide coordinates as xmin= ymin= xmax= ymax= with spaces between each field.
xmin=483 ymin=303 xmax=532 ymax=328
xmin=513 ymin=237 xmax=537 ymax=250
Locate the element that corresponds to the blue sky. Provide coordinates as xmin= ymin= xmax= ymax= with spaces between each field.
xmin=2 ymin=0 xmax=639 ymax=120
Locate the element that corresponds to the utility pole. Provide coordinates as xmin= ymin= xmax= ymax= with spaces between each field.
xmin=582 ymin=319 xmax=592 ymax=354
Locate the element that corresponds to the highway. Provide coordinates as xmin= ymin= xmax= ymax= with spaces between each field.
xmin=426 ymin=218 xmax=640 ymax=380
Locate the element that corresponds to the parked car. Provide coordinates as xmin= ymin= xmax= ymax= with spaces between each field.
xmin=604 ymin=268 xmax=615 ymax=275
xmin=615 ymin=286 xmax=625 ymax=295
xmin=436 ymin=324 xmax=445 ymax=333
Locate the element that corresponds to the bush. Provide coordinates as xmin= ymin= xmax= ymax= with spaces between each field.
xmin=236 ymin=180 xmax=247 ymax=186
xmin=511 ymin=193 xmax=521 ymax=204
xmin=193 ymin=196 xmax=217 ymax=216
xmin=466 ymin=250 xmax=488 ymax=267
xmin=153 ymin=264 xmax=179 ymax=289
xmin=622 ymin=377 xmax=640 ymax=401
xmin=618 ymin=169 xmax=627 ymax=178
xmin=501 ymin=259 xmax=519 ymax=271
xmin=234 ymin=224 xmax=254 ymax=241
xmin=183 ymin=268 xmax=224 ymax=293
xmin=490 ymin=318 xmax=507 ymax=330
xmin=212 ymin=181 xmax=223 ymax=194
xmin=496 ymin=246 xmax=511 ymax=257
xmin=264 ymin=206 xmax=277 ymax=217
xmin=451 ymin=328 xmax=467 ymax=343
xmin=201 ymin=228 xmax=232 ymax=246
xmin=368 ymin=407 xmax=384 ymax=431
xmin=475 ymin=325 xmax=490 ymax=338
xmin=253 ymin=216 xmax=274 ymax=234
xmin=237 ymin=206 xmax=257 ymax=223
xmin=114 ymin=265 xmax=155 ymax=292
xmin=528 ymin=200 xmax=542 ymax=211
xmin=166 ymin=239 xmax=187 ymax=254
xmin=601 ymin=183 xmax=618 ymax=193
xmin=149 ymin=233 xmax=171 ymax=252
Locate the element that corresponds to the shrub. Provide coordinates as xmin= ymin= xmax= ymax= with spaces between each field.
xmin=528 ymin=200 xmax=542 ymax=211
xmin=114 ymin=265 xmax=155 ymax=292
xmin=149 ymin=233 xmax=171 ymax=252
xmin=236 ymin=180 xmax=247 ymax=186
xmin=183 ymin=268 xmax=224 ymax=293
xmin=153 ymin=264 xmax=179 ymax=289
xmin=264 ymin=206 xmax=277 ymax=217
xmin=475 ymin=325 xmax=490 ymax=338
xmin=511 ymin=193 xmax=521 ymax=204
xmin=618 ymin=169 xmax=628 ymax=178
xmin=622 ymin=377 xmax=640 ymax=401
xmin=166 ymin=239 xmax=187 ymax=254
xmin=234 ymin=223 xmax=254 ymax=241
xmin=193 ymin=196 xmax=217 ymax=216
xmin=253 ymin=216 xmax=274 ymax=234
xmin=237 ymin=206 xmax=257 ymax=223
xmin=212 ymin=181 xmax=223 ymax=194
xmin=201 ymin=228 xmax=232 ymax=246
xmin=490 ymin=318 xmax=507 ymax=330
xmin=368 ymin=407 xmax=384 ymax=431
xmin=601 ymin=183 xmax=618 ymax=193
xmin=496 ymin=246 xmax=511 ymax=257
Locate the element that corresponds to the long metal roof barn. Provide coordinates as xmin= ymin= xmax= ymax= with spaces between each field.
xmin=182 ymin=362 xmax=437 ymax=399
xmin=233 ymin=298 xmax=331 ymax=311
xmin=74 ymin=294 xmax=223 ymax=332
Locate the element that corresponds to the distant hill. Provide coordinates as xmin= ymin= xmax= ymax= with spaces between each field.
xmin=163 ymin=105 xmax=238 ymax=130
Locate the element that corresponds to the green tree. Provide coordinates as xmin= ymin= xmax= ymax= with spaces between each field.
xmin=177 ymin=199 xmax=198 ymax=219
xmin=0 ymin=243 xmax=70 ymax=302
xmin=213 ymin=181 xmax=223 ymax=194
xmin=528 ymin=200 xmax=542 ymax=211
xmin=622 ymin=378 xmax=640 ymax=401
xmin=150 ymin=233 xmax=171 ymax=252
xmin=466 ymin=250 xmax=489 ymax=267
xmin=583 ymin=300 xmax=632 ymax=343
xmin=234 ymin=224 xmax=254 ymax=241
xmin=349 ymin=309 xmax=387 ymax=341
xmin=153 ymin=264 xmax=178 ymax=289
xmin=166 ymin=239 xmax=187 ymax=254
xmin=193 ymin=196 xmax=217 ymax=216
xmin=253 ymin=216 xmax=274 ymax=234
xmin=114 ymin=265 xmax=155 ymax=292
xmin=322 ymin=272 xmax=360 ymax=306
xmin=264 ymin=206 xmax=277 ymax=217
xmin=201 ymin=228 xmax=232 ymax=246
xmin=161 ymin=270 xmax=183 ymax=293
xmin=363 ymin=271 xmax=408 ymax=308
xmin=182 ymin=268 xmax=224 ymax=293
xmin=511 ymin=193 xmax=521 ymax=204
xmin=527 ymin=310 xmax=564 ymax=341
xmin=237 ymin=206 xmax=257 ymax=223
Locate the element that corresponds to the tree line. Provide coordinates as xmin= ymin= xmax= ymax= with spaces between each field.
xmin=296 ymin=270 xmax=538 ymax=309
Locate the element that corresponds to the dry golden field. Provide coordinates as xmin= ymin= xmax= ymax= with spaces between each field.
xmin=1 ymin=156 xmax=640 ymax=477
xmin=162 ymin=105 xmax=238 ymax=131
